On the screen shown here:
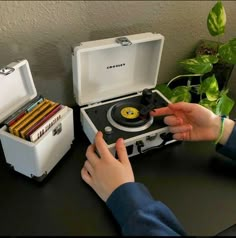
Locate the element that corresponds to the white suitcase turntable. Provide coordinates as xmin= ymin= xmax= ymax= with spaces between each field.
xmin=72 ymin=32 xmax=175 ymax=158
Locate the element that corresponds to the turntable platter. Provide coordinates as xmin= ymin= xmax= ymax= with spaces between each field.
xmin=107 ymin=101 xmax=153 ymax=132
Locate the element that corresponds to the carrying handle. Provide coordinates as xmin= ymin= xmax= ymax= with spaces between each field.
xmin=136 ymin=133 xmax=174 ymax=154
xmin=136 ymin=140 xmax=166 ymax=154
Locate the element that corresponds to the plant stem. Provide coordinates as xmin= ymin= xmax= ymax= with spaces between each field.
xmin=167 ymin=74 xmax=203 ymax=87
xmin=200 ymin=75 xmax=203 ymax=101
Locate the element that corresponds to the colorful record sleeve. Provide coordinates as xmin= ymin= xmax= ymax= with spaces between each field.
xmin=4 ymin=95 xmax=44 ymax=127
xmin=13 ymin=101 xmax=53 ymax=137
xmin=9 ymin=99 xmax=49 ymax=134
xmin=25 ymin=104 xmax=63 ymax=141
xmin=19 ymin=102 xmax=60 ymax=139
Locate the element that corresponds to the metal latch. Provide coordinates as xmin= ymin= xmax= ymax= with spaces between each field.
xmin=116 ymin=37 xmax=132 ymax=46
xmin=0 ymin=67 xmax=15 ymax=76
xmin=53 ymin=123 xmax=62 ymax=136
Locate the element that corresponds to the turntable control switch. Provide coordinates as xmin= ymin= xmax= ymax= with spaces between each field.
xmin=104 ymin=126 xmax=113 ymax=135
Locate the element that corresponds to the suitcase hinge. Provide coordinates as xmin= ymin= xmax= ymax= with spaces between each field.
xmin=0 ymin=66 xmax=15 ymax=76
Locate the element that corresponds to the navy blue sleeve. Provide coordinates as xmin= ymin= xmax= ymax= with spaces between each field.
xmin=216 ymin=125 xmax=236 ymax=160
xmin=106 ymin=182 xmax=187 ymax=236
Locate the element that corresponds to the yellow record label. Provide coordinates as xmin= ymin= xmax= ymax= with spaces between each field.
xmin=121 ymin=107 xmax=139 ymax=119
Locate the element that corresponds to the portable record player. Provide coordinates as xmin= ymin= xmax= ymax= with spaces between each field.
xmin=72 ymin=32 xmax=175 ymax=157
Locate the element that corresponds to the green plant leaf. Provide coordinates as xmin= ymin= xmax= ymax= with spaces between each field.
xmin=170 ymin=86 xmax=191 ymax=103
xmin=218 ymin=38 xmax=236 ymax=64
xmin=199 ymin=75 xmax=219 ymax=101
xmin=206 ymin=89 xmax=219 ymax=101
xmin=206 ymin=55 xmax=219 ymax=64
xmin=219 ymin=88 xmax=229 ymax=96
xmin=215 ymin=94 xmax=235 ymax=116
xmin=155 ymin=84 xmax=173 ymax=100
xmin=179 ymin=55 xmax=218 ymax=74
xmin=207 ymin=1 xmax=226 ymax=36
xmin=199 ymin=98 xmax=217 ymax=113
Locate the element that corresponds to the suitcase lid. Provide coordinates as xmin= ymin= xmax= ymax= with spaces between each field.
xmin=72 ymin=32 xmax=164 ymax=106
xmin=0 ymin=59 xmax=37 ymax=123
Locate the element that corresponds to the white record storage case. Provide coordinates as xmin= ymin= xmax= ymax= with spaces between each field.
xmin=72 ymin=32 xmax=174 ymax=157
xmin=0 ymin=59 xmax=74 ymax=181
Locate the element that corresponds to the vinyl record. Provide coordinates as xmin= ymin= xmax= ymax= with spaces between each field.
xmin=110 ymin=101 xmax=150 ymax=127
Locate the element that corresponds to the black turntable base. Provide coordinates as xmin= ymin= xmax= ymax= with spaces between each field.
xmin=84 ymin=91 xmax=168 ymax=145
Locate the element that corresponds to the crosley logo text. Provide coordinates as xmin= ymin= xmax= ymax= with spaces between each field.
xmin=107 ymin=63 xmax=125 ymax=69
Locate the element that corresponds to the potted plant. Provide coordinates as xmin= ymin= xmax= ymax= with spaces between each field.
xmin=157 ymin=0 xmax=236 ymax=116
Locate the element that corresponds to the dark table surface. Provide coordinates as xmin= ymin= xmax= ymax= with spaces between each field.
xmin=0 ymin=106 xmax=236 ymax=236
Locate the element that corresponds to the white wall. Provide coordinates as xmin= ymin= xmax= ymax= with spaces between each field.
xmin=0 ymin=1 xmax=235 ymax=106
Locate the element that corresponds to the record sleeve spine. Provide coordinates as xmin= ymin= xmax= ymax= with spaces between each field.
xmin=29 ymin=105 xmax=67 ymax=142
xmin=4 ymin=95 xmax=44 ymax=126
xmin=9 ymin=99 xmax=49 ymax=135
xmin=20 ymin=102 xmax=59 ymax=139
